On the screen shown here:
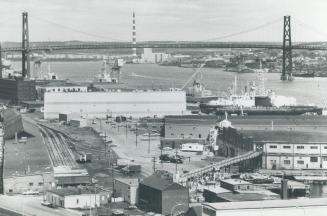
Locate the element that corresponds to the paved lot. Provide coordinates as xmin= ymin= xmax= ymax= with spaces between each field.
xmin=0 ymin=195 xmax=82 ymax=216
xmin=90 ymin=119 xmax=211 ymax=177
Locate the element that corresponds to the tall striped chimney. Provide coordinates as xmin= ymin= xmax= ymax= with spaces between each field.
xmin=132 ymin=11 xmax=137 ymax=57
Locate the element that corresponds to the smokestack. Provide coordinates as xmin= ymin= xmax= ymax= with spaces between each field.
xmin=132 ymin=11 xmax=137 ymax=57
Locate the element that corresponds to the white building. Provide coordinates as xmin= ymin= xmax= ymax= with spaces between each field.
xmin=36 ymin=82 xmax=88 ymax=100
xmin=243 ymin=130 xmax=327 ymax=170
xmin=141 ymin=48 xmax=170 ymax=63
xmin=113 ymin=178 xmax=140 ymax=205
xmin=262 ymin=141 xmax=327 ymax=170
xmin=44 ymin=90 xmax=187 ymax=119
xmin=202 ymin=198 xmax=327 ymax=216
xmin=45 ymin=187 xmax=108 ymax=209
xmin=181 ymin=143 xmax=204 ymax=152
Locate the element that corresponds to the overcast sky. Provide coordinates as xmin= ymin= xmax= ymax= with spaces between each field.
xmin=0 ymin=0 xmax=326 ymax=42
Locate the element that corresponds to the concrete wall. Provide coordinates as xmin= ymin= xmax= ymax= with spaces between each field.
xmin=44 ymin=91 xmax=186 ymax=119
xmin=3 ymin=172 xmax=54 ymax=194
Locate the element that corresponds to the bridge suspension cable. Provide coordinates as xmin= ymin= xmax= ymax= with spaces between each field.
xmin=205 ymin=17 xmax=282 ymax=41
xmin=29 ymin=14 xmax=121 ymax=42
xmin=292 ymin=17 xmax=327 ymax=40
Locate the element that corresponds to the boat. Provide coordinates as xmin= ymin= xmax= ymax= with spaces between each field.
xmin=186 ymin=80 xmax=218 ymax=103
xmin=94 ymin=59 xmax=122 ymax=83
xmin=200 ymin=68 xmax=323 ymax=116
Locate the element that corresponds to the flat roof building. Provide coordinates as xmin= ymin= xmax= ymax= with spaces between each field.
xmin=202 ymin=198 xmax=327 ymax=216
xmin=44 ymin=91 xmax=187 ymax=119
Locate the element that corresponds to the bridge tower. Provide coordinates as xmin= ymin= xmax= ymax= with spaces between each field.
xmin=132 ymin=11 xmax=137 ymax=57
xmin=0 ymin=44 xmax=2 ymax=79
xmin=22 ymin=12 xmax=30 ymax=79
xmin=281 ymin=15 xmax=293 ymax=81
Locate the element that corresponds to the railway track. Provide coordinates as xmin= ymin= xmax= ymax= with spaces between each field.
xmin=38 ymin=124 xmax=78 ymax=168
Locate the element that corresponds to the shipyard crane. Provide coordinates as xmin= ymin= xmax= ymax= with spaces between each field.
xmin=181 ymin=61 xmax=207 ymax=90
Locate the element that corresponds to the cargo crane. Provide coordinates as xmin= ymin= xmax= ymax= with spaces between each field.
xmin=181 ymin=62 xmax=206 ymax=90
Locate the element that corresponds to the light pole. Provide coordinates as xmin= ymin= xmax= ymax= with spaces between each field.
xmin=170 ymin=203 xmax=186 ymax=216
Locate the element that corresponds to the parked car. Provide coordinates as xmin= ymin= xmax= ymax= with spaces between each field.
xmin=159 ymin=154 xmax=171 ymax=162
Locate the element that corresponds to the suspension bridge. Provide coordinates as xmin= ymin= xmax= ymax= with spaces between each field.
xmin=0 ymin=12 xmax=327 ymax=81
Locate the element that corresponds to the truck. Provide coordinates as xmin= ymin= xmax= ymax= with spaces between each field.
xmin=76 ymin=153 xmax=92 ymax=163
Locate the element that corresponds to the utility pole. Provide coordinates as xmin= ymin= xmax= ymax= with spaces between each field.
xmin=135 ymin=123 xmax=138 ymax=147
xmin=148 ymin=127 xmax=150 ymax=154
xmin=125 ymin=120 xmax=128 ymax=144
xmin=152 ymin=157 xmax=156 ymax=173
xmin=104 ymin=131 xmax=107 ymax=160
xmin=175 ymin=146 xmax=178 ymax=175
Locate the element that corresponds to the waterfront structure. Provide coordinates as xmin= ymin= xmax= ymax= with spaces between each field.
xmin=141 ymin=48 xmax=170 ymax=63
xmin=253 ymin=130 xmax=327 ymax=170
xmin=36 ymin=81 xmax=87 ymax=100
xmin=162 ymin=115 xmax=219 ymax=149
xmin=138 ymin=174 xmax=188 ymax=215
xmin=220 ymin=179 xmax=254 ymax=191
xmin=113 ymin=178 xmax=140 ymax=205
xmin=202 ymin=198 xmax=327 ymax=216
xmin=45 ymin=186 xmax=108 ymax=209
xmin=43 ymin=90 xmax=187 ymax=119
xmin=0 ymin=78 xmax=36 ymax=104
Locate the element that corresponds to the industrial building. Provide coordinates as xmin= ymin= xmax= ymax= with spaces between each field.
xmin=35 ymin=81 xmax=88 ymax=100
xmin=113 ymin=178 xmax=140 ymax=205
xmin=0 ymin=78 xmax=36 ymax=104
xmin=244 ymin=130 xmax=327 ymax=170
xmin=202 ymin=198 xmax=327 ymax=216
xmin=3 ymin=172 xmax=54 ymax=194
xmin=138 ymin=173 xmax=189 ymax=215
xmin=161 ymin=115 xmax=218 ymax=149
xmin=44 ymin=90 xmax=187 ymax=119
xmin=141 ymin=48 xmax=170 ymax=63
xmin=53 ymin=167 xmax=90 ymax=187
xmin=45 ymin=186 xmax=108 ymax=209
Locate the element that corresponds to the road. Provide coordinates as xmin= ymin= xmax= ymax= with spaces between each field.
xmin=0 ymin=195 xmax=82 ymax=216
xmin=90 ymin=119 xmax=211 ymax=177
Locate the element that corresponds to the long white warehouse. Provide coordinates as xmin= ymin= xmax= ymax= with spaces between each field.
xmin=44 ymin=91 xmax=187 ymax=119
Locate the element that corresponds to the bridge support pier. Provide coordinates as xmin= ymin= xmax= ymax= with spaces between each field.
xmin=281 ymin=15 xmax=293 ymax=81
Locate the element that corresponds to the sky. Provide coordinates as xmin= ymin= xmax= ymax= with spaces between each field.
xmin=0 ymin=0 xmax=327 ymax=42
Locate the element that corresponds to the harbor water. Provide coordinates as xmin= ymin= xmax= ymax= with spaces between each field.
xmin=13 ymin=61 xmax=327 ymax=107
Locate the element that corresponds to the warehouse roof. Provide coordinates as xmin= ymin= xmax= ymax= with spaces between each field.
xmin=203 ymin=197 xmax=327 ymax=211
xmin=241 ymin=130 xmax=327 ymax=143
xmin=47 ymin=186 xmax=97 ymax=197
xmin=221 ymin=179 xmax=252 ymax=186
xmin=165 ymin=115 xmax=219 ymax=125
xmin=140 ymin=174 xmax=186 ymax=191
xmin=216 ymin=192 xmax=279 ymax=202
